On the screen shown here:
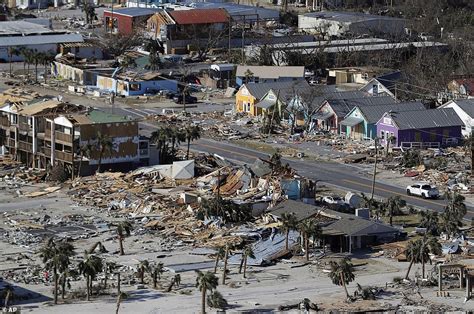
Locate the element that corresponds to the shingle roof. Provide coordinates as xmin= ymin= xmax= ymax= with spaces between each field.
xmin=384 ymin=108 xmax=463 ymax=130
xmin=236 ymin=66 xmax=304 ymax=79
xmin=454 ymin=99 xmax=474 ymax=118
xmin=168 ymin=8 xmax=229 ymax=24
xmin=354 ymin=101 xmax=425 ymax=124
xmin=269 ymin=199 xmax=326 ymax=222
xmin=244 ymin=80 xmax=309 ymax=100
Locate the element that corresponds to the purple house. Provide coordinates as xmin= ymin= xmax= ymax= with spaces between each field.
xmin=376 ymin=108 xmax=463 ymax=148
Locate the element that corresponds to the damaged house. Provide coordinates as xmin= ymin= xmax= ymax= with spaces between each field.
xmin=96 ymin=71 xmax=178 ymax=96
xmin=0 ymin=96 xmax=149 ymax=175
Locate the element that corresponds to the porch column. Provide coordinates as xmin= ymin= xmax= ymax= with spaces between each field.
xmin=466 ymin=275 xmax=471 ymax=300
xmin=348 ymin=236 xmax=352 ymax=253
xmin=50 ymin=120 xmax=55 ymax=166
xmin=460 ymin=268 xmax=464 ymax=289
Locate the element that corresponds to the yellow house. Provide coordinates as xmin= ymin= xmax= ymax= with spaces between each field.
xmin=235 ymin=84 xmax=261 ymax=116
xmin=236 ymin=81 xmax=306 ymax=117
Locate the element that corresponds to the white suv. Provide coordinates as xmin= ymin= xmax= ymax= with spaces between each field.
xmin=406 ymin=183 xmax=439 ymax=199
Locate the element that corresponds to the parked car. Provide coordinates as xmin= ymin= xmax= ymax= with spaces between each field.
xmin=322 ymin=195 xmax=345 ymax=205
xmin=173 ymin=94 xmax=198 ymax=104
xmin=406 ymin=183 xmax=439 ymax=199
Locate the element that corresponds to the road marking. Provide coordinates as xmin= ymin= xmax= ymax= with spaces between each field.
xmin=121 ymin=107 xmax=146 ymax=118
xmin=342 ymin=179 xmax=443 ymax=207
xmin=133 ymin=108 xmax=152 ymax=116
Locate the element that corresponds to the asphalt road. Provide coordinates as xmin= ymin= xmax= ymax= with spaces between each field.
xmin=191 ymin=138 xmax=474 ymax=220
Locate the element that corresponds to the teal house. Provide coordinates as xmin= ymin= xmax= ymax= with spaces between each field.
xmin=340 ymin=101 xmax=426 ymax=140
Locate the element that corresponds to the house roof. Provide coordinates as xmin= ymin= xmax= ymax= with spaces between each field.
xmin=312 ymin=90 xmax=367 ymax=109
xmin=352 ymin=101 xmax=425 ymax=124
xmin=0 ymin=33 xmax=84 ymax=47
xmin=168 ymin=8 xmax=229 ymax=24
xmin=375 ymin=71 xmax=402 ymax=90
xmin=381 ymin=108 xmax=463 ymax=130
xmin=19 ymin=100 xmax=64 ymax=116
xmin=453 ymin=99 xmax=474 ymax=118
xmin=269 ymin=200 xmax=400 ymax=237
xmin=325 ymin=96 xmax=395 ymax=118
xmin=301 ymin=11 xmax=405 ymax=23
xmin=104 ymin=7 xmax=160 ymax=17
xmin=244 ymin=80 xmax=309 ymax=100
xmin=69 ymin=109 xmax=132 ymax=125
xmin=236 ymin=66 xmax=304 ymax=80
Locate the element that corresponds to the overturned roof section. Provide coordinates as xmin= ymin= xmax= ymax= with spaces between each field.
xmin=168 ymin=8 xmax=229 ymax=24
xmin=236 ymin=66 xmax=305 ymax=80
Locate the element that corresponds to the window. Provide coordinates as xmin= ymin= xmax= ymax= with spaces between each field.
xmin=414 ymin=132 xmax=421 ymax=142
xmin=380 ymin=130 xmax=385 ymax=140
xmin=130 ymin=83 xmax=141 ymax=91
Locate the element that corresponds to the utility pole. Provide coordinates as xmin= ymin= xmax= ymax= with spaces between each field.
xmin=370 ymin=137 xmax=378 ymax=201
xmin=471 ymin=131 xmax=474 ymax=178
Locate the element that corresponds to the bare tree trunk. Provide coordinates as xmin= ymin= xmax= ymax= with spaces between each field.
xmin=305 ymin=235 xmax=310 ymax=261
xmin=222 ymin=247 xmax=228 ymax=285
xmin=54 ymin=267 xmax=58 ymax=304
xmin=201 ymin=289 xmax=206 ymax=314
xmin=119 ymin=236 xmax=124 ymax=256
xmin=104 ymin=266 xmax=108 ymax=289
xmin=86 ymin=275 xmax=90 ymax=301
xmin=341 ymin=273 xmax=349 ymax=299
xmin=239 ymin=257 xmax=244 ymax=274
xmin=422 ymin=258 xmax=425 ymax=279
xmin=243 ymin=256 xmax=248 ymax=278
xmin=117 ymin=273 xmax=121 ymax=294
xmin=285 ymin=230 xmax=289 ymax=250
xmin=405 ymin=259 xmax=414 ymax=280
xmin=214 ymin=255 xmax=219 ymax=274
xmin=62 ymin=275 xmax=66 ymax=299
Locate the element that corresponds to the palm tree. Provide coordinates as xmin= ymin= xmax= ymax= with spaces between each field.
xmin=328 ymin=257 xmax=355 ymax=300
xmin=41 ymin=53 xmax=55 ymax=84
xmin=59 ymin=268 xmax=77 ymax=299
xmin=419 ymin=236 xmax=441 ymax=278
xmin=195 ymin=270 xmax=219 ymax=314
xmin=8 ymin=47 xmax=20 ymax=77
xmin=22 ymin=49 xmax=34 ymax=80
xmin=39 ymin=238 xmax=75 ymax=304
xmin=299 ymin=219 xmax=321 ymax=261
xmin=120 ymin=55 xmax=137 ymax=69
xmin=405 ymin=239 xmax=422 ymax=280
xmin=185 ymin=125 xmax=201 ymax=159
xmin=116 ymin=220 xmax=132 ymax=256
xmin=419 ymin=210 xmax=439 ymax=235
xmin=138 ymin=260 xmax=150 ymax=285
xmin=33 ymin=50 xmax=41 ymax=83
xmin=213 ymin=247 xmax=226 ymax=274
xmin=78 ymin=143 xmax=93 ymax=177
xmin=441 ymin=192 xmax=467 ymax=237
xmin=222 ymin=245 xmax=229 ymax=285
xmin=2 ymin=284 xmax=14 ymax=308
xmin=241 ymin=245 xmax=255 ymax=279
xmin=151 ymin=262 xmax=164 ymax=289
xmin=78 ymin=252 xmax=103 ymax=301
xmin=144 ymin=38 xmax=162 ymax=71
xmin=385 ymin=196 xmax=406 ymax=226
xmin=96 ymin=131 xmax=113 ymax=173
xmin=280 ymin=212 xmax=297 ymax=251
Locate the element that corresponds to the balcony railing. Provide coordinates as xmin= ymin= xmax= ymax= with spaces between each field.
xmin=0 ymin=116 xmax=10 ymax=128
xmin=56 ymin=150 xmax=73 ymax=162
xmin=18 ymin=141 xmax=33 ymax=152
xmin=55 ymin=132 xmax=73 ymax=143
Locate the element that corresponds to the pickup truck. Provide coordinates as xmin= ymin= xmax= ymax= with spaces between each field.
xmin=406 ymin=183 xmax=439 ymax=199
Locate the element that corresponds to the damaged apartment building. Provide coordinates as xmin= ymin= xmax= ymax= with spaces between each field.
xmin=0 ymin=90 xmax=149 ymax=175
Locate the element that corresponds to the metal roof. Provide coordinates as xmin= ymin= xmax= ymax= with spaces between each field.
xmin=352 ymin=101 xmax=426 ymax=124
xmin=236 ymin=65 xmax=304 ymax=79
xmin=0 ymin=20 xmax=54 ymax=36
xmin=302 ymin=11 xmax=405 ymax=23
xmin=453 ymin=99 xmax=474 ymax=118
xmin=168 ymin=8 xmax=229 ymax=24
xmin=382 ymin=108 xmax=464 ymax=130
xmin=0 ymin=33 xmax=83 ymax=47
xmin=104 ymin=7 xmax=160 ymax=17
xmin=340 ymin=116 xmax=363 ymax=126
xmin=243 ymin=80 xmax=309 ymax=100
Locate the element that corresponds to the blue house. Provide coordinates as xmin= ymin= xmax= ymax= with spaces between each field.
xmin=340 ymin=101 xmax=425 ymax=139
xmin=96 ymin=72 xmax=178 ymax=96
xmin=235 ymin=65 xmax=305 ymax=86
